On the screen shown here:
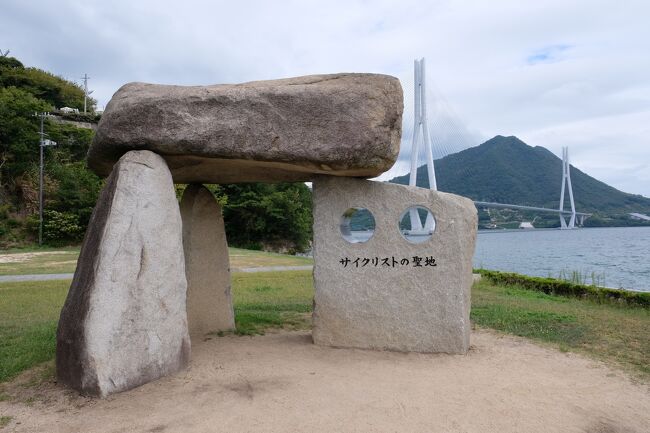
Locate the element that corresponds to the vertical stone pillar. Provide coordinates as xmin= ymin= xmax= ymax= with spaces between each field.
xmin=180 ymin=184 xmax=235 ymax=337
xmin=56 ymin=150 xmax=190 ymax=397
xmin=311 ymin=176 xmax=477 ymax=354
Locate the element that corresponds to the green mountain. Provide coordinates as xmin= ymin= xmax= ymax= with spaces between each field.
xmin=389 ymin=136 xmax=650 ymax=226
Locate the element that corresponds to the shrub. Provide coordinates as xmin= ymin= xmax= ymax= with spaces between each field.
xmin=42 ymin=210 xmax=84 ymax=245
xmin=0 ymin=204 xmax=10 ymax=219
xmin=477 ymin=269 xmax=650 ymax=308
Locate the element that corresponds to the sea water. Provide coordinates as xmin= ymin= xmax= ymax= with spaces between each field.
xmin=474 ymin=226 xmax=650 ymax=292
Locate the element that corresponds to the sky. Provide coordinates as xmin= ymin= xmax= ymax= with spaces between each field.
xmin=2 ymin=0 xmax=649 ymax=197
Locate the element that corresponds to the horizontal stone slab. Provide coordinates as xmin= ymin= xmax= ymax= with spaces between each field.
xmin=89 ymin=74 xmax=403 ymax=183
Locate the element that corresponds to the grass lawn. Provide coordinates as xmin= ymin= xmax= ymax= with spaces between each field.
xmin=1 ymin=270 xmax=648 ymax=386
xmin=0 ymin=279 xmax=68 ymax=384
xmin=230 ymin=271 xmax=313 ymax=335
xmin=472 ymin=278 xmax=650 ymax=378
xmin=0 ymin=247 xmax=80 ymax=275
xmin=228 ymin=247 xmax=313 ymax=269
xmin=0 ymin=271 xmax=313 ymax=383
xmin=0 ymin=246 xmax=312 ymax=276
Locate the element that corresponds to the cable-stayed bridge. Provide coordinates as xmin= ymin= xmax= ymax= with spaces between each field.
xmin=473 ymin=146 xmax=592 ymax=228
xmin=472 ymin=201 xmax=591 ymax=227
xmin=403 ymin=58 xmax=591 ymax=229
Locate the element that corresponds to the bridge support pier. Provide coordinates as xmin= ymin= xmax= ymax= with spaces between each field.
xmin=408 ymin=58 xmax=437 ymax=232
xmin=559 ymin=146 xmax=576 ymax=229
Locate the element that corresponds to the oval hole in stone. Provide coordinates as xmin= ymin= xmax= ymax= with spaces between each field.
xmin=340 ymin=207 xmax=375 ymax=243
xmin=398 ymin=206 xmax=435 ymax=244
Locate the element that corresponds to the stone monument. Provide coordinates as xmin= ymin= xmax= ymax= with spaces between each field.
xmin=312 ymin=176 xmax=476 ymax=353
xmin=180 ymin=184 xmax=235 ymax=336
xmin=56 ymin=151 xmax=190 ymax=397
xmin=56 ymin=72 xmax=477 ymax=397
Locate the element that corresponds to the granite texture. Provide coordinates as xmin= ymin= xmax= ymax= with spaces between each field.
xmin=56 ymin=150 xmax=190 ymax=397
xmin=181 ymin=184 xmax=235 ymax=337
xmin=88 ymin=74 xmax=403 ymax=183
xmin=311 ymin=176 xmax=477 ymax=354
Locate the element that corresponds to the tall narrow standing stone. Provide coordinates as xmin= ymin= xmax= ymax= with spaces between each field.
xmin=180 ymin=184 xmax=235 ymax=337
xmin=56 ymin=150 xmax=190 ymax=397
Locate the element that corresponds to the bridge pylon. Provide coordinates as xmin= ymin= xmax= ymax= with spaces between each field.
xmin=408 ymin=58 xmax=436 ymax=232
xmin=559 ymin=146 xmax=577 ymax=229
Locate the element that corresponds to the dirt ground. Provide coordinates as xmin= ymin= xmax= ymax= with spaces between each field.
xmin=1 ymin=329 xmax=648 ymax=433
xmin=0 ymin=252 xmax=70 ymax=264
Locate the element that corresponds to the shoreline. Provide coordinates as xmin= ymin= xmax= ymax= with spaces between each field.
xmin=478 ymin=225 xmax=650 ymax=234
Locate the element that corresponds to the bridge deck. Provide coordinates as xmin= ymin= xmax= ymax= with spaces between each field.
xmin=474 ymin=201 xmax=592 ymax=216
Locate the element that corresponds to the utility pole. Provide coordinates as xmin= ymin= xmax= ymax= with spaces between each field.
xmin=82 ymin=73 xmax=90 ymax=113
xmin=34 ymin=112 xmax=57 ymax=245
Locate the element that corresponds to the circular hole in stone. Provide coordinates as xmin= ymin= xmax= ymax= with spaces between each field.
xmin=398 ymin=206 xmax=435 ymax=244
xmin=340 ymin=207 xmax=376 ymax=243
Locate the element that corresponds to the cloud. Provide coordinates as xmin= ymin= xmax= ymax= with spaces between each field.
xmin=521 ymin=110 xmax=650 ymax=196
xmin=1 ymin=0 xmax=649 ymax=196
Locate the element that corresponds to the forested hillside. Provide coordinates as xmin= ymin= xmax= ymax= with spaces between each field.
xmin=0 ymin=55 xmax=102 ymax=246
xmin=0 ymin=56 xmax=312 ymax=251
xmin=390 ymin=136 xmax=650 ymax=227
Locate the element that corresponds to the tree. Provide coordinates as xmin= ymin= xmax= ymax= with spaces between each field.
xmin=0 ymin=55 xmax=23 ymax=69
xmin=220 ymin=183 xmax=313 ymax=252
xmin=0 ymin=86 xmax=51 ymax=192
xmin=0 ymin=57 xmax=94 ymax=111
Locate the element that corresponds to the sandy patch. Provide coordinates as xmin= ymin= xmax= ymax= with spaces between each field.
xmin=41 ymin=260 xmax=78 ymax=267
xmin=0 ymin=252 xmax=71 ymax=264
xmin=1 ymin=329 xmax=648 ymax=433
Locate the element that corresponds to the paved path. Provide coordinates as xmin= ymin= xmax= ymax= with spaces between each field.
xmin=0 ymin=265 xmax=314 ymax=283
xmin=0 ymin=273 xmax=75 ymax=283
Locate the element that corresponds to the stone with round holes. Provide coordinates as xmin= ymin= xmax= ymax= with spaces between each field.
xmin=312 ymin=175 xmax=477 ymax=353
